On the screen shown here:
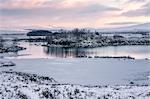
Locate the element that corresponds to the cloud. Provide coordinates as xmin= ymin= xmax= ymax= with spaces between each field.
xmin=121 ymin=2 xmax=150 ymax=17
xmin=0 ymin=0 xmax=47 ymax=9
xmin=0 ymin=0 xmax=149 ymax=28
xmin=108 ymin=22 xmax=139 ymax=25
xmin=126 ymin=0 xmax=146 ymax=3
xmin=78 ymin=3 xmax=121 ymax=15
xmin=0 ymin=1 xmax=121 ymax=18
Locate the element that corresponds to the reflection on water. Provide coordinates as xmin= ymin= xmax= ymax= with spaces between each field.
xmin=7 ymin=42 xmax=150 ymax=59
xmin=44 ymin=47 xmax=78 ymax=58
xmin=43 ymin=45 xmax=150 ymax=59
xmin=44 ymin=47 xmax=96 ymax=58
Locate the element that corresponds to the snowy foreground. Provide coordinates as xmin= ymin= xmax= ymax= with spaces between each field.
xmin=0 ymin=71 xmax=150 ymax=99
xmin=0 ymin=58 xmax=150 ymax=98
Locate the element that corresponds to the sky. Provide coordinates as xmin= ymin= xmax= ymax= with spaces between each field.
xmin=0 ymin=0 xmax=150 ymax=29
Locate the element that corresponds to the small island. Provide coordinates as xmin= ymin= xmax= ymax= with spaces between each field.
xmin=27 ymin=29 xmax=150 ymax=48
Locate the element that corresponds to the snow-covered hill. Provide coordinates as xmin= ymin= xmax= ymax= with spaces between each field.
xmin=96 ymin=23 xmax=150 ymax=32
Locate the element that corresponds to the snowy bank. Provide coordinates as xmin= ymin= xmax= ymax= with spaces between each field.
xmin=0 ymin=71 xmax=150 ymax=99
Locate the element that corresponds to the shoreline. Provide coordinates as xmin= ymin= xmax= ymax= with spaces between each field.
xmin=0 ymin=70 xmax=150 ymax=98
xmin=44 ymin=43 xmax=150 ymax=48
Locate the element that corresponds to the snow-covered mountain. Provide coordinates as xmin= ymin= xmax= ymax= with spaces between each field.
xmin=96 ymin=23 xmax=150 ymax=32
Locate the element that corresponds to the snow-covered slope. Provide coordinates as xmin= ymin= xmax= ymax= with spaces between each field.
xmin=131 ymin=23 xmax=150 ymax=30
xmin=0 ymin=71 xmax=150 ymax=99
xmin=96 ymin=23 xmax=150 ymax=32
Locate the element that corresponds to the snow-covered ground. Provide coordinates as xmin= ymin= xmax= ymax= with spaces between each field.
xmin=0 ymin=71 xmax=150 ymax=99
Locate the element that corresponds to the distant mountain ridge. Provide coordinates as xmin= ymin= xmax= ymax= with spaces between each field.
xmin=96 ymin=22 xmax=150 ymax=32
xmin=0 ymin=23 xmax=150 ymax=34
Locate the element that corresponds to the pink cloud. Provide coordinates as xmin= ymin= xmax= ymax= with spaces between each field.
xmin=0 ymin=0 xmax=149 ymax=28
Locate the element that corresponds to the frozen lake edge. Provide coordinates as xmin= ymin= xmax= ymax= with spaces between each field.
xmin=0 ymin=70 xmax=150 ymax=99
xmin=0 ymin=58 xmax=150 ymax=85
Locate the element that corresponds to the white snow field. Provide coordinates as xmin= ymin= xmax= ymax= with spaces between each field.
xmin=0 ymin=58 xmax=150 ymax=99
xmin=0 ymin=71 xmax=150 ymax=99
